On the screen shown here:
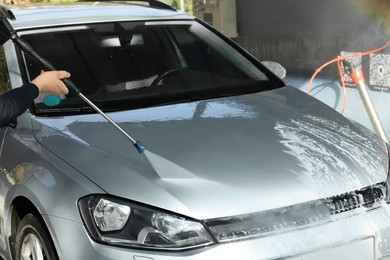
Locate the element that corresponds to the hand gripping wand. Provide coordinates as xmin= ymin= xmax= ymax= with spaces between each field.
xmin=0 ymin=5 xmax=146 ymax=153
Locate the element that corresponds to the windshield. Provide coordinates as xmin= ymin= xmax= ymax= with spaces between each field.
xmin=20 ymin=20 xmax=282 ymax=115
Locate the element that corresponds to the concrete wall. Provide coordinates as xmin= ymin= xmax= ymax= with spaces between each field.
xmin=234 ymin=0 xmax=390 ymax=76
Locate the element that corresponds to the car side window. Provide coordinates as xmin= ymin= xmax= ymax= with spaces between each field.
xmin=0 ymin=46 xmax=9 ymax=95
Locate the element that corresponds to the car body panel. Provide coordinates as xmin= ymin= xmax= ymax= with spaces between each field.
xmin=31 ymin=86 xmax=387 ymax=219
xmin=0 ymin=116 xmax=105 ymax=258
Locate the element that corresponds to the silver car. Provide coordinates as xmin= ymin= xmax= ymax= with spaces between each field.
xmin=0 ymin=1 xmax=389 ymax=259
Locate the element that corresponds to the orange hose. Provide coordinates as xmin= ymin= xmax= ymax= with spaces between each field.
xmin=336 ymin=57 xmax=347 ymax=114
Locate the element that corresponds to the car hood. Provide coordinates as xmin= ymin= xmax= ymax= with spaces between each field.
xmin=32 ymin=86 xmax=388 ymax=219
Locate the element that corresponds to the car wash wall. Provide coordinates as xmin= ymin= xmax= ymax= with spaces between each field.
xmin=234 ymin=0 xmax=390 ymax=75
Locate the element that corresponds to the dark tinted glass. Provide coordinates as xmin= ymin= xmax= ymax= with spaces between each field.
xmin=21 ymin=21 xmax=279 ymax=114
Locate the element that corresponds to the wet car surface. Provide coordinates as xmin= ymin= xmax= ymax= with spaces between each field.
xmin=0 ymin=1 xmax=389 ymax=259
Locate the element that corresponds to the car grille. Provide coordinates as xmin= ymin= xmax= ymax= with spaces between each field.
xmin=204 ymin=182 xmax=386 ymax=243
xmin=325 ymin=182 xmax=385 ymax=215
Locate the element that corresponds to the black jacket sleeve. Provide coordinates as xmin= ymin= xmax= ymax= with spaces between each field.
xmin=0 ymin=83 xmax=39 ymax=127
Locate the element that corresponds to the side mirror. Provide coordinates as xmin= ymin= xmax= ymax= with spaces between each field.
xmin=261 ymin=61 xmax=287 ymax=79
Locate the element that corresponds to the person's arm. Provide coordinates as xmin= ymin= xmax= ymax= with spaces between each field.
xmin=0 ymin=83 xmax=39 ymax=127
xmin=0 ymin=70 xmax=70 ymax=127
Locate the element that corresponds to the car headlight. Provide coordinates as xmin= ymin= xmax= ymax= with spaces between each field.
xmin=93 ymin=198 xmax=131 ymax=232
xmin=78 ymin=195 xmax=215 ymax=250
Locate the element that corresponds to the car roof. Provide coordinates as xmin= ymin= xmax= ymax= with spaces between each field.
xmin=9 ymin=3 xmax=193 ymax=30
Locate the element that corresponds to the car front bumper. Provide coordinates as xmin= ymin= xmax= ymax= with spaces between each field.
xmin=45 ymin=203 xmax=390 ymax=260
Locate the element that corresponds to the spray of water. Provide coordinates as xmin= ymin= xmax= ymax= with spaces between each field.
xmin=143 ymin=150 xmax=196 ymax=180
xmin=142 ymin=150 xmax=227 ymax=199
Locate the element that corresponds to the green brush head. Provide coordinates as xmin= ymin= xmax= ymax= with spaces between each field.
xmin=43 ymin=95 xmax=61 ymax=106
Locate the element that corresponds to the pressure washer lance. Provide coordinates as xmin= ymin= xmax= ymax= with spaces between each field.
xmin=0 ymin=6 xmax=146 ymax=153
xmin=16 ymin=37 xmax=146 ymax=153
xmin=343 ymin=60 xmax=388 ymax=143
